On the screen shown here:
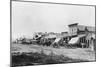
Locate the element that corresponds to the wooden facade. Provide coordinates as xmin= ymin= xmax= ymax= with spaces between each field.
xmin=68 ymin=23 xmax=95 ymax=51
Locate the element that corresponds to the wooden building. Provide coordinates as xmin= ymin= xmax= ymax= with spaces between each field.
xmin=68 ymin=23 xmax=95 ymax=51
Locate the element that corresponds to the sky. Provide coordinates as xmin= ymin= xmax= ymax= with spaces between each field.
xmin=12 ymin=1 xmax=95 ymax=39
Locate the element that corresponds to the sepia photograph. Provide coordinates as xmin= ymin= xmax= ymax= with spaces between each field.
xmin=11 ymin=0 xmax=96 ymax=67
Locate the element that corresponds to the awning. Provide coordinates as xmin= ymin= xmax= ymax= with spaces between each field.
xmin=78 ymin=34 xmax=86 ymax=38
xmin=68 ymin=34 xmax=86 ymax=44
xmin=52 ymin=38 xmax=62 ymax=44
xmin=68 ymin=37 xmax=79 ymax=44
xmin=54 ymin=38 xmax=61 ymax=43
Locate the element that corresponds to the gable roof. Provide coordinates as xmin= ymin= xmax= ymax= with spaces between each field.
xmin=77 ymin=25 xmax=95 ymax=32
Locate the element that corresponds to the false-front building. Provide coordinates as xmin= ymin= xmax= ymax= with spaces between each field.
xmin=68 ymin=23 xmax=95 ymax=51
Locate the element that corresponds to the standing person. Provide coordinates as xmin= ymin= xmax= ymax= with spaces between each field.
xmin=90 ymin=38 xmax=95 ymax=51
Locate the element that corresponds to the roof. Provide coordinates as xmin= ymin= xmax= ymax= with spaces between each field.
xmin=77 ymin=25 xmax=95 ymax=32
xmin=77 ymin=25 xmax=85 ymax=31
xmin=44 ymin=35 xmax=57 ymax=38
xmin=86 ymin=26 xmax=95 ymax=32
xmin=68 ymin=23 xmax=78 ymax=27
xmin=68 ymin=23 xmax=95 ymax=32
xmin=61 ymin=32 xmax=68 ymax=34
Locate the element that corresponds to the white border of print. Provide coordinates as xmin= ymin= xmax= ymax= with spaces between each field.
xmin=0 ymin=0 xmax=99 ymax=67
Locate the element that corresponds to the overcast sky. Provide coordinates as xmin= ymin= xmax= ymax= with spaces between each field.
xmin=12 ymin=1 xmax=95 ymax=39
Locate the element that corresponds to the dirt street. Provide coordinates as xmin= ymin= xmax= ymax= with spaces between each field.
xmin=11 ymin=44 xmax=95 ymax=61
